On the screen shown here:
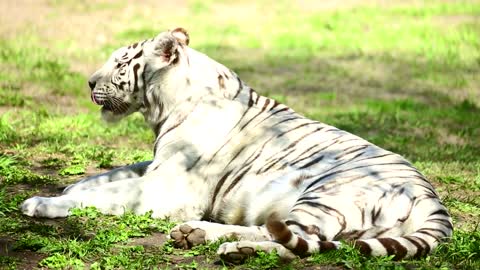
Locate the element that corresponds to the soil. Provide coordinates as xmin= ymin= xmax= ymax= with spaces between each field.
xmin=0 ymin=237 xmax=47 ymax=270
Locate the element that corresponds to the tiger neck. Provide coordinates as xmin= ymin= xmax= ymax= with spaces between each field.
xmin=142 ymin=47 xmax=264 ymax=136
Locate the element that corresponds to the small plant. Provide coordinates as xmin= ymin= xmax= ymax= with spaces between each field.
xmin=0 ymin=115 xmax=18 ymax=143
xmin=97 ymin=150 xmax=115 ymax=168
xmin=308 ymin=242 xmax=398 ymax=270
xmin=59 ymin=164 xmax=86 ymax=176
xmin=0 ymin=255 xmax=17 ymax=270
xmin=183 ymin=238 xmax=226 ymax=259
xmin=0 ymin=154 xmax=57 ymax=185
xmin=0 ymin=83 xmax=31 ymax=107
xmin=40 ymin=157 xmax=65 ymax=169
xmin=178 ymin=260 xmax=199 ymax=269
xmin=429 ymin=229 xmax=480 ymax=269
xmin=244 ymin=249 xmax=282 ymax=270
xmin=0 ymin=190 xmax=29 ymax=217
xmin=39 ymin=253 xmax=85 ymax=270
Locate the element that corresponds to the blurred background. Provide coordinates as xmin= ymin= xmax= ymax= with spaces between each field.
xmin=0 ymin=0 xmax=479 ymax=269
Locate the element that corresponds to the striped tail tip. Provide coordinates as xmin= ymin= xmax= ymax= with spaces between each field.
xmin=353 ymin=236 xmax=426 ymax=260
xmin=266 ymin=214 xmax=338 ymax=256
xmin=352 ymin=209 xmax=453 ymax=260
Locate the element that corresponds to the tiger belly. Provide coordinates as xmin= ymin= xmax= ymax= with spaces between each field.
xmin=218 ymin=168 xmax=306 ymax=226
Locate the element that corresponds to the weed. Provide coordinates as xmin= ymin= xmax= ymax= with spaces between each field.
xmin=0 ymin=114 xmax=18 ymax=144
xmin=183 ymin=238 xmax=227 ymax=259
xmin=308 ymin=243 xmax=399 ymax=270
xmin=161 ymin=239 xmax=175 ymax=255
xmin=0 ymin=153 xmax=57 ymax=185
xmin=431 ymin=229 xmax=480 ymax=269
xmin=244 ymin=249 xmax=282 ymax=270
xmin=0 ymin=90 xmax=29 ymax=107
xmin=0 ymin=255 xmax=17 ymax=270
xmin=93 ymin=245 xmax=165 ymax=269
xmin=96 ymin=150 xmax=114 ymax=168
xmin=39 ymin=253 xmax=84 ymax=270
xmin=178 ymin=260 xmax=199 ymax=269
xmin=40 ymin=157 xmax=65 ymax=169
xmin=0 ymin=189 xmax=29 ymax=217
xmin=59 ymin=164 xmax=85 ymax=176
xmin=0 ymin=39 xmax=85 ymax=97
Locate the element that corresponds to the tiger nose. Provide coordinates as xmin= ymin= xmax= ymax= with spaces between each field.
xmin=88 ymin=80 xmax=96 ymax=91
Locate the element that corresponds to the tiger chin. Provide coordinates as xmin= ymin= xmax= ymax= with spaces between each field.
xmin=22 ymin=28 xmax=452 ymax=263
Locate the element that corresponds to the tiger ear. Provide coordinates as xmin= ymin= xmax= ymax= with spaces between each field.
xmin=171 ymin=27 xmax=189 ymax=46
xmin=152 ymin=32 xmax=178 ymax=63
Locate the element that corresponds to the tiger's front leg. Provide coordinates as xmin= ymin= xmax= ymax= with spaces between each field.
xmin=22 ymin=170 xmax=207 ymax=219
xmin=62 ymin=161 xmax=152 ymax=194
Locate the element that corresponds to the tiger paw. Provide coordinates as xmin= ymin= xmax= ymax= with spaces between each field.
xmin=217 ymin=241 xmax=256 ymax=264
xmin=217 ymin=241 xmax=296 ymax=264
xmin=170 ymin=223 xmax=207 ymax=249
xmin=21 ymin=196 xmax=75 ymax=218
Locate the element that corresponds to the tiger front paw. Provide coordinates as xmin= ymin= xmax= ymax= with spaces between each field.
xmin=169 ymin=223 xmax=207 ymax=249
xmin=21 ymin=196 xmax=76 ymax=218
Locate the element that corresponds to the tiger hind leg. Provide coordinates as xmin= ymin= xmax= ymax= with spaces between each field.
xmin=169 ymin=220 xmax=299 ymax=263
xmin=215 ymin=215 xmax=320 ymax=263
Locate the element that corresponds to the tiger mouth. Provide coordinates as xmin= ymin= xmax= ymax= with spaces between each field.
xmin=91 ymin=92 xmax=101 ymax=105
xmin=101 ymin=100 xmax=130 ymax=114
xmin=91 ymin=91 xmax=130 ymax=115
xmin=91 ymin=92 xmax=105 ymax=106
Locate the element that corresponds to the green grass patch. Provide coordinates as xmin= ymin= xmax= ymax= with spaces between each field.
xmin=244 ymin=250 xmax=284 ymax=270
xmin=0 ymin=189 xmax=30 ymax=218
xmin=0 ymin=154 xmax=57 ymax=186
xmin=307 ymin=243 xmax=398 ymax=270
xmin=0 ymin=83 xmax=31 ymax=107
xmin=0 ymin=255 xmax=17 ymax=270
xmin=304 ymin=232 xmax=480 ymax=270
xmin=0 ymin=39 xmax=85 ymax=97
xmin=1 ymin=110 xmax=152 ymax=175
xmin=10 ymin=207 xmax=176 ymax=269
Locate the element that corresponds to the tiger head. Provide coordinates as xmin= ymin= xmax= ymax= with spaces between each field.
xmin=88 ymin=28 xmax=190 ymax=123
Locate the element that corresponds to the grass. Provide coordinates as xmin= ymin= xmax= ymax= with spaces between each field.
xmin=8 ymin=207 xmax=175 ymax=269
xmin=0 ymin=0 xmax=479 ymax=269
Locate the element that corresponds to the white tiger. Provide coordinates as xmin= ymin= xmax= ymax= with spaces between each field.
xmin=22 ymin=28 xmax=452 ymax=262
